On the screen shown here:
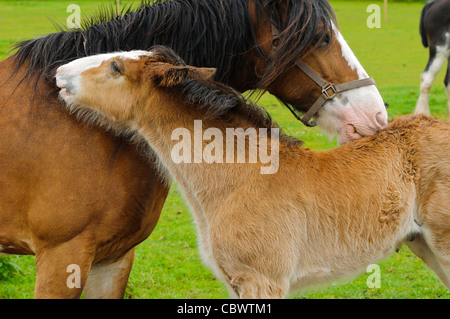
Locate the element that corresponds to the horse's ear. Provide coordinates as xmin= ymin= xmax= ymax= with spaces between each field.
xmin=153 ymin=66 xmax=189 ymax=87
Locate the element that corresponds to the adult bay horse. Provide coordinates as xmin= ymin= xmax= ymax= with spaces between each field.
xmin=0 ymin=0 xmax=387 ymax=298
xmin=56 ymin=46 xmax=450 ymax=298
xmin=415 ymin=0 xmax=450 ymax=118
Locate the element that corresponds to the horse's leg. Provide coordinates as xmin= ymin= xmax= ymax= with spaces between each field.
xmin=34 ymin=239 xmax=95 ymax=299
xmin=405 ymin=235 xmax=450 ymax=288
xmin=83 ymin=248 xmax=135 ymax=299
xmin=415 ymin=47 xmax=447 ymax=115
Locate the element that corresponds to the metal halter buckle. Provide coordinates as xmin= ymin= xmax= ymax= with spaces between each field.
xmin=321 ymin=83 xmax=337 ymax=100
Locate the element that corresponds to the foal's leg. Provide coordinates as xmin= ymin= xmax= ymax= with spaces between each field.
xmin=422 ymin=226 xmax=450 ymax=290
xmin=235 ymin=276 xmax=288 ymax=299
xmin=219 ymin=267 xmax=289 ymax=299
xmin=405 ymin=235 xmax=450 ymax=288
xmin=34 ymin=239 xmax=95 ymax=299
xmin=414 ymin=183 xmax=450 ymax=289
xmin=415 ymin=47 xmax=448 ymax=115
xmin=83 ymin=248 xmax=135 ymax=299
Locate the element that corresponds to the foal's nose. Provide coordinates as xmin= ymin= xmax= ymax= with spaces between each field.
xmin=55 ymin=73 xmax=68 ymax=89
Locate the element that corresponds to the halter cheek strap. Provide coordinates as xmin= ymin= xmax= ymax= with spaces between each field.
xmin=270 ymin=24 xmax=376 ymax=127
xmin=294 ymin=61 xmax=376 ymax=127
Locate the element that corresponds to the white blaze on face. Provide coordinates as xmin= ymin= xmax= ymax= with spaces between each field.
xmin=316 ymin=23 xmax=388 ymax=145
xmin=56 ymin=50 xmax=153 ymax=103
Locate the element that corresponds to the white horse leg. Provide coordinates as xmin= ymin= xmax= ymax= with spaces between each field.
xmin=83 ymin=248 xmax=135 ymax=299
xmin=415 ymin=49 xmax=448 ymax=115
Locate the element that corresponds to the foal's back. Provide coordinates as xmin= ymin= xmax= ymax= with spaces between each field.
xmin=210 ymin=115 xmax=450 ymax=294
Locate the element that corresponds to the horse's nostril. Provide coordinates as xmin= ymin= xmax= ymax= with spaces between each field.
xmin=375 ymin=112 xmax=388 ymax=128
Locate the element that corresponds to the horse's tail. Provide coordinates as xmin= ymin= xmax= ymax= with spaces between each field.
xmin=420 ymin=1 xmax=436 ymax=48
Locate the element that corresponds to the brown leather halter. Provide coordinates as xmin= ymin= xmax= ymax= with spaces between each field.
xmin=270 ymin=24 xmax=376 ymax=127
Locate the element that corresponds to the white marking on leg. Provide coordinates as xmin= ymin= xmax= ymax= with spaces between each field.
xmin=416 ymin=45 xmax=450 ymax=115
xmin=84 ymin=255 xmax=132 ymax=299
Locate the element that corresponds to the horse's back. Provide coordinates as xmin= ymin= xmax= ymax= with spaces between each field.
xmin=0 ymin=57 xmax=169 ymax=261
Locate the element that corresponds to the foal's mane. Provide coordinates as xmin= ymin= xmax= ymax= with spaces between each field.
xmin=151 ymin=46 xmax=303 ymax=146
xmin=12 ymin=0 xmax=335 ymax=91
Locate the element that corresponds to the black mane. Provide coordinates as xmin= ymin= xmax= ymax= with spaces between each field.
xmin=12 ymin=0 xmax=335 ymax=91
xmin=13 ymin=0 xmax=255 ymax=86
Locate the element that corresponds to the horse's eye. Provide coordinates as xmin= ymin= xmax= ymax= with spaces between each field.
xmin=321 ymin=34 xmax=330 ymax=46
xmin=111 ymin=61 xmax=121 ymax=74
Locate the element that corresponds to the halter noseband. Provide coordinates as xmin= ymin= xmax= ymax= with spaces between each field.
xmin=270 ymin=24 xmax=376 ymax=127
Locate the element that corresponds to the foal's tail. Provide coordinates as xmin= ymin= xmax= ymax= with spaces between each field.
xmin=420 ymin=1 xmax=435 ymax=48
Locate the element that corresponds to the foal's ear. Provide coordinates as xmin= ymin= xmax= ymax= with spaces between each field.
xmin=187 ymin=67 xmax=216 ymax=81
xmin=153 ymin=65 xmax=189 ymax=87
xmin=194 ymin=67 xmax=217 ymax=80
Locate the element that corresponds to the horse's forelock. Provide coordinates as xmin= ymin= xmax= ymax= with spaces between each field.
xmin=255 ymin=0 xmax=337 ymax=89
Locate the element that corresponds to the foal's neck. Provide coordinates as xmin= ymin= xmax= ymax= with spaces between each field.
xmin=138 ymin=97 xmax=280 ymax=214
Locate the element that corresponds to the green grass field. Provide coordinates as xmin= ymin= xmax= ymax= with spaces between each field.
xmin=0 ymin=0 xmax=449 ymax=299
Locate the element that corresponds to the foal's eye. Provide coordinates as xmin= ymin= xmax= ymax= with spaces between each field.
xmin=111 ymin=61 xmax=121 ymax=74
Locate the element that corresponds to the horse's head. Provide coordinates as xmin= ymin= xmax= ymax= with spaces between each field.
xmin=249 ymin=0 xmax=387 ymax=144
xmin=55 ymin=47 xmax=222 ymax=125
